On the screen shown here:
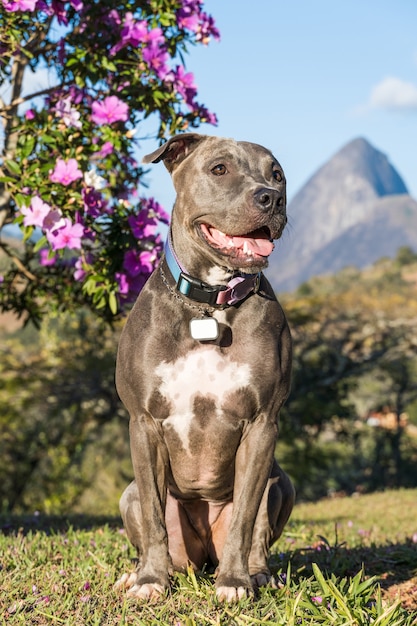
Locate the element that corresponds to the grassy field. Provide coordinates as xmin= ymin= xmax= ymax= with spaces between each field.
xmin=1 ymin=489 xmax=417 ymax=625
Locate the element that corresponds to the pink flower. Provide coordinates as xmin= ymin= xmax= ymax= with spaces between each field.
xmin=82 ymin=188 xmax=108 ymax=218
xmin=176 ymin=1 xmax=220 ymax=42
xmin=128 ymin=210 xmax=158 ymax=239
xmin=115 ymin=271 xmax=147 ymax=300
xmin=168 ymin=65 xmax=197 ymax=106
xmin=110 ymin=13 xmax=148 ymax=54
xmin=311 ymin=596 xmax=323 ymax=604
xmin=96 ymin=141 xmax=114 ymax=158
xmin=195 ymin=13 xmax=220 ymax=44
xmin=108 ymin=9 xmax=121 ymax=25
xmin=146 ymin=27 xmax=165 ymax=48
xmin=50 ymin=0 xmax=82 ymax=25
xmin=91 ymin=96 xmax=129 ymax=125
xmin=142 ymin=43 xmax=170 ymax=79
xmin=74 ymin=255 xmax=93 ymax=281
xmin=42 ymin=208 xmax=65 ymax=232
xmin=47 ymin=218 xmax=84 ymax=250
xmin=123 ymin=250 xmax=156 ymax=277
xmin=50 ymin=158 xmax=83 ymax=185
xmin=193 ymin=103 xmax=217 ymax=125
xmin=50 ymin=0 xmax=68 ymax=24
xmin=25 ymin=109 xmax=35 ymax=120
xmin=2 ymin=0 xmax=37 ymax=11
xmin=115 ymin=272 xmax=129 ymax=295
xmin=21 ymin=196 xmax=51 ymax=228
xmin=55 ymin=97 xmax=82 ymax=128
xmin=39 ymin=249 xmax=58 ymax=266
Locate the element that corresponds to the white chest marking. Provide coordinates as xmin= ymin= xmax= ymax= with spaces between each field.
xmin=204 ymin=266 xmax=233 ymax=285
xmin=156 ymin=348 xmax=251 ymax=452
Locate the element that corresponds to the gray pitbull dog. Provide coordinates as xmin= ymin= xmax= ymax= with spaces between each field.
xmin=115 ymin=133 xmax=294 ymax=602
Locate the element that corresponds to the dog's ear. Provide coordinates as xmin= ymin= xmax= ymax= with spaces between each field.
xmin=142 ymin=133 xmax=207 ymax=173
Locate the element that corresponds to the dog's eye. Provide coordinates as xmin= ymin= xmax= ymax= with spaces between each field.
xmin=272 ymin=168 xmax=282 ymax=182
xmin=211 ymin=164 xmax=227 ymax=176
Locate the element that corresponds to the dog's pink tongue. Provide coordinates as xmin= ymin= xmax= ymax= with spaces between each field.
xmin=203 ymin=226 xmax=274 ymax=257
xmin=232 ymin=232 xmax=274 ymax=256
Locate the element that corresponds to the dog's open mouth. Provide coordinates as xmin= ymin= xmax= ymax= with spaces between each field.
xmin=199 ymin=224 xmax=274 ymax=261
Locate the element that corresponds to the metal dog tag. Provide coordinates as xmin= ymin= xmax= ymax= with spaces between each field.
xmin=190 ymin=317 xmax=219 ymax=341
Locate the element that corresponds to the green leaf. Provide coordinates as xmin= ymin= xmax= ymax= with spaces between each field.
xmin=83 ymin=277 xmax=97 ymax=296
xmin=23 ymin=225 xmax=34 ymax=242
xmin=312 ymin=562 xmax=331 ymax=596
xmin=102 ymin=57 xmax=117 ymax=72
xmin=75 ymin=75 xmax=85 ymax=88
xmin=327 ymin=580 xmax=354 ymax=619
xmin=4 ymin=159 xmax=21 ymax=176
xmin=95 ymin=296 xmax=106 ymax=309
xmin=15 ymin=193 xmax=29 ymax=207
xmin=19 ymin=135 xmax=36 ymax=158
xmin=41 ymin=135 xmax=58 ymax=145
xmin=108 ymin=291 xmax=118 ymax=315
xmin=33 ymin=235 xmax=47 ymax=252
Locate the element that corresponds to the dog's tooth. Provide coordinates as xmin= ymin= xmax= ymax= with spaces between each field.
xmin=242 ymin=241 xmax=254 ymax=256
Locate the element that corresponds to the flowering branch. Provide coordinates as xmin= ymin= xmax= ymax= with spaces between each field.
xmin=2 ymin=85 xmax=65 ymax=113
xmin=0 ymin=0 xmax=220 ymax=323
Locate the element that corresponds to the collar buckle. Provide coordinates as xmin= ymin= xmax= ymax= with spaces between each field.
xmin=177 ymin=272 xmax=226 ymax=306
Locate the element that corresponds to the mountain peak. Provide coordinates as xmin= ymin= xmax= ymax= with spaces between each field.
xmin=266 ymin=137 xmax=416 ymax=292
xmin=333 ymin=137 xmax=408 ymax=197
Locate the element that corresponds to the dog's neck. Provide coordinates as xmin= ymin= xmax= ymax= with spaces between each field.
xmin=164 ymin=229 xmax=261 ymax=308
xmin=169 ymin=220 xmax=230 ymax=285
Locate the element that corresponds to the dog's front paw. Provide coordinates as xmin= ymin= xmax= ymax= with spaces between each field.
xmin=114 ymin=572 xmax=166 ymax=600
xmin=216 ymin=585 xmax=251 ymax=602
xmin=126 ymin=582 xmax=165 ymax=600
xmin=113 ymin=571 xmax=137 ymax=591
xmin=215 ymin=574 xmax=253 ymax=602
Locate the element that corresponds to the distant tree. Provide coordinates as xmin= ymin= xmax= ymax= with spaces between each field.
xmin=395 ymin=245 xmax=417 ymax=267
xmin=0 ymin=313 xmax=128 ymax=513
xmin=0 ymin=0 xmax=219 ymax=324
xmin=280 ymin=268 xmax=417 ymax=497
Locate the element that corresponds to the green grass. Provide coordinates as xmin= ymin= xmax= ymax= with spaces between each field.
xmin=1 ymin=490 xmax=417 ymax=625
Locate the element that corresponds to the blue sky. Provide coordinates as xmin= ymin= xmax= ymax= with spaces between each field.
xmin=3 ymin=1 xmax=416 ymax=217
xmin=143 ymin=0 xmax=417 ymax=213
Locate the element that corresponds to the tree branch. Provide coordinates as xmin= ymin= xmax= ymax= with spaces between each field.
xmin=0 ymin=50 xmax=27 ymax=229
xmin=1 ymin=84 xmax=62 ymax=115
xmin=0 ymin=16 xmax=55 ymax=230
xmin=0 ymin=240 xmax=38 ymax=282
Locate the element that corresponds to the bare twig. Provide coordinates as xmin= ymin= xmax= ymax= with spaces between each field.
xmin=0 ymin=240 xmax=37 ymax=282
xmin=1 ymin=84 xmax=62 ymax=116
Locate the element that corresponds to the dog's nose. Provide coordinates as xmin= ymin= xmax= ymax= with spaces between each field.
xmin=254 ymin=188 xmax=285 ymax=212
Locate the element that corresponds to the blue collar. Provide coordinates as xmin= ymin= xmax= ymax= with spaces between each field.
xmin=164 ymin=233 xmax=261 ymax=307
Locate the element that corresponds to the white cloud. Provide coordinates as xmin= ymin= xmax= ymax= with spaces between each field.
xmin=367 ymin=76 xmax=417 ymax=111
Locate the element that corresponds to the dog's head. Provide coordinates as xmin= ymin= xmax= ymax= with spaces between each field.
xmin=143 ymin=133 xmax=287 ymax=275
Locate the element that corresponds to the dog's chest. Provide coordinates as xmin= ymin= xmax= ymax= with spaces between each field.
xmin=155 ymin=346 xmax=251 ymax=453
